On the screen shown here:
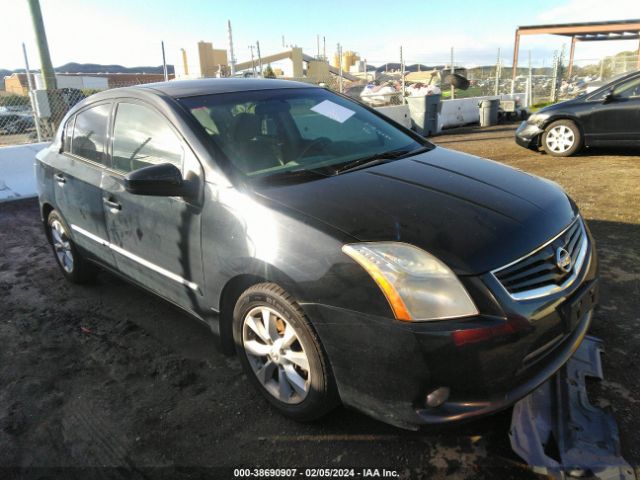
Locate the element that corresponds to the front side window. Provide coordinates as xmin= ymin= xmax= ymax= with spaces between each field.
xmin=613 ymin=76 xmax=640 ymax=99
xmin=71 ymin=103 xmax=110 ymax=164
xmin=112 ymin=102 xmax=183 ymax=173
xmin=180 ymin=88 xmax=427 ymax=182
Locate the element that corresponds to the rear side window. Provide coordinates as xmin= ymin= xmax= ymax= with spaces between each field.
xmin=112 ymin=103 xmax=183 ymax=173
xmin=71 ymin=104 xmax=110 ymax=164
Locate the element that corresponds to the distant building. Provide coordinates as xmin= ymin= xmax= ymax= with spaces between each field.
xmin=3 ymin=72 xmax=171 ymax=94
xmin=176 ymin=41 xmax=229 ymax=79
xmin=332 ymin=50 xmax=359 ymax=71
xmin=34 ymin=74 xmax=108 ymax=90
xmin=4 ymin=73 xmax=36 ymax=95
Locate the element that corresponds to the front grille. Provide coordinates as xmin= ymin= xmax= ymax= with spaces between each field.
xmin=493 ymin=217 xmax=588 ymax=300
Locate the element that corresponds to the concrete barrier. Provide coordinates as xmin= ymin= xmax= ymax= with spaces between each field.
xmin=375 ymin=104 xmax=412 ymax=130
xmin=439 ymin=93 xmax=526 ymax=130
xmin=0 ymin=142 xmax=48 ymax=202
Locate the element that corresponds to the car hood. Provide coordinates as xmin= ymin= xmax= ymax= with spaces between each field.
xmin=538 ymin=98 xmax=581 ymax=113
xmin=254 ymin=147 xmax=577 ymax=275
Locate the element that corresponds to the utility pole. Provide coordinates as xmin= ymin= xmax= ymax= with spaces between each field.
xmin=161 ymin=41 xmax=168 ymax=81
xmin=22 ymin=43 xmax=42 ymax=142
xmin=316 ymin=34 xmax=320 ymax=59
xmin=27 ymin=0 xmax=56 ymax=90
xmin=256 ymin=40 xmax=263 ymax=76
xmin=249 ymin=45 xmax=256 ymax=78
xmin=282 ymin=35 xmax=285 ymax=48
xmin=323 ymin=36 xmax=326 ymax=61
xmin=228 ymin=20 xmax=236 ymax=76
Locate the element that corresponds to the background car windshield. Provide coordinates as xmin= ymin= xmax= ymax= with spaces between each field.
xmin=179 ymin=88 xmax=423 ymax=180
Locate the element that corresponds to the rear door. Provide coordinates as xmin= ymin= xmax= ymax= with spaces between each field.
xmin=52 ymin=102 xmax=116 ymax=266
xmin=101 ymin=100 xmax=205 ymax=314
xmin=585 ymin=75 xmax=640 ymax=145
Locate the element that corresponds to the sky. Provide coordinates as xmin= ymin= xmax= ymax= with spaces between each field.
xmin=1 ymin=0 xmax=639 ymax=71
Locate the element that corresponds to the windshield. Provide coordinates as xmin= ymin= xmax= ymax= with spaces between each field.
xmin=179 ymin=87 xmax=429 ymax=182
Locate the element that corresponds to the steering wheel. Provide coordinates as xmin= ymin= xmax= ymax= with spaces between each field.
xmin=296 ymin=137 xmax=331 ymax=161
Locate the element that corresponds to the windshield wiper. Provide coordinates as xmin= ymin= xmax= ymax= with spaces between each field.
xmin=254 ymin=168 xmax=330 ymax=184
xmin=333 ymin=145 xmax=432 ymax=175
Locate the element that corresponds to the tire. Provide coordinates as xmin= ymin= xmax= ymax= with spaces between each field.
xmin=233 ymin=283 xmax=339 ymax=421
xmin=47 ymin=210 xmax=96 ymax=283
xmin=444 ymin=73 xmax=470 ymax=90
xmin=541 ymin=120 xmax=582 ymax=157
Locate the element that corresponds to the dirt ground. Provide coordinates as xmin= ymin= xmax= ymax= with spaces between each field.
xmin=1 ymin=123 xmax=638 ymax=479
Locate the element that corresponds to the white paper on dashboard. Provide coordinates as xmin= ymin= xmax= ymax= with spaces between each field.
xmin=310 ymin=100 xmax=356 ymax=124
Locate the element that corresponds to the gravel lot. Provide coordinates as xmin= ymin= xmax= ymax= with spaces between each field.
xmin=1 ymin=123 xmax=638 ymax=479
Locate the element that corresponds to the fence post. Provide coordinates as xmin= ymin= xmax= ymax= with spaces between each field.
xmin=161 ymin=41 xmax=168 ymax=81
xmin=337 ymin=43 xmax=343 ymax=93
xmin=494 ymin=48 xmax=501 ymax=96
xmin=551 ymin=52 xmax=559 ymax=103
xmin=22 ymin=42 xmax=43 ymax=143
xmin=450 ymin=47 xmax=455 ymax=100
xmin=256 ymin=40 xmax=263 ymax=77
xmin=249 ymin=45 xmax=256 ymax=78
xmin=400 ymin=46 xmax=406 ymax=104
xmin=527 ymin=50 xmax=533 ymax=107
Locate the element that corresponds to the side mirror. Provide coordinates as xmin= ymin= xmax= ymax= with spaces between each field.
xmin=603 ymin=88 xmax=617 ymax=103
xmin=124 ymin=163 xmax=184 ymax=196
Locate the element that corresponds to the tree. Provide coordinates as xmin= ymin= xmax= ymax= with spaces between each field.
xmin=263 ymin=64 xmax=276 ymax=79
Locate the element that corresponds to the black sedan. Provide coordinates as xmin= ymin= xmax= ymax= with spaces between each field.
xmin=516 ymin=70 xmax=640 ymax=156
xmin=36 ymin=79 xmax=598 ymax=429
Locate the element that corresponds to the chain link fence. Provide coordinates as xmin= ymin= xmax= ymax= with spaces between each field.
xmin=2 ymin=50 xmax=638 ymax=146
xmin=0 ymin=81 xmax=162 ymax=146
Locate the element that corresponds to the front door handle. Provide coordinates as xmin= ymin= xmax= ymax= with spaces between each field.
xmin=103 ymin=198 xmax=121 ymax=212
xmin=54 ymin=173 xmax=66 ymax=184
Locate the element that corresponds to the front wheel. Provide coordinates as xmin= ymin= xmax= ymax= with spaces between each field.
xmin=233 ymin=283 xmax=339 ymax=421
xmin=541 ymin=120 xmax=582 ymax=157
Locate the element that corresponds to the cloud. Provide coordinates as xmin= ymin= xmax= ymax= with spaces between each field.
xmin=538 ymin=0 xmax=640 ymax=23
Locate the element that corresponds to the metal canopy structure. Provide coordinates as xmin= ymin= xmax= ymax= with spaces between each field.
xmin=512 ymin=19 xmax=640 ymax=80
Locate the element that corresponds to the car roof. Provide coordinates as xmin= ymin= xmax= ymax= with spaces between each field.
xmin=134 ymin=78 xmax=318 ymax=98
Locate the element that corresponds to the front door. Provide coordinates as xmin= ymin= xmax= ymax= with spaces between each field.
xmin=101 ymin=100 xmax=205 ymax=314
xmin=585 ymin=75 xmax=640 ymax=145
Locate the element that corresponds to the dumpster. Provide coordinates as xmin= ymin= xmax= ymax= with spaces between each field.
xmin=479 ymin=98 xmax=499 ymax=127
xmin=407 ymin=94 xmax=441 ymax=137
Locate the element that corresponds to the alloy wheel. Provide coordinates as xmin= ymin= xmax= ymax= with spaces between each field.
xmin=50 ymin=219 xmax=74 ymax=273
xmin=242 ymin=306 xmax=311 ymax=404
xmin=545 ymin=125 xmax=575 ymax=153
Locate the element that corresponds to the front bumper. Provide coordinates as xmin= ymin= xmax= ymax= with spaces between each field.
xmin=515 ymin=121 xmax=544 ymax=149
xmin=303 ymin=234 xmax=599 ymax=430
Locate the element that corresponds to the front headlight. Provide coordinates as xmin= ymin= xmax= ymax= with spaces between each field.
xmin=527 ymin=112 xmax=549 ymax=125
xmin=342 ymin=242 xmax=478 ymax=321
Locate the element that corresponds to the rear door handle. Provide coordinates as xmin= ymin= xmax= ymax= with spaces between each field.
xmin=54 ymin=173 xmax=66 ymax=184
xmin=103 ymin=198 xmax=121 ymax=212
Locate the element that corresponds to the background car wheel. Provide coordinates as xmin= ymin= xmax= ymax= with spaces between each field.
xmin=233 ymin=282 xmax=339 ymax=421
xmin=541 ymin=120 xmax=582 ymax=157
xmin=47 ymin=210 xmax=96 ymax=283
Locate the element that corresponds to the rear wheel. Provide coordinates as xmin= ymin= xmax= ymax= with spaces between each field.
xmin=47 ymin=210 xmax=96 ymax=283
xmin=233 ymin=283 xmax=339 ymax=421
xmin=542 ymin=120 xmax=582 ymax=157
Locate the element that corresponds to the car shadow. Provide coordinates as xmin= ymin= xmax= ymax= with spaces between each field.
xmin=575 ymin=146 xmax=640 ymax=157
